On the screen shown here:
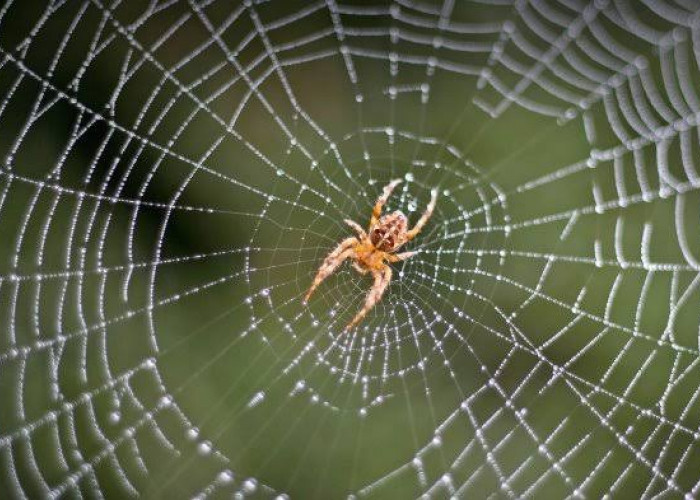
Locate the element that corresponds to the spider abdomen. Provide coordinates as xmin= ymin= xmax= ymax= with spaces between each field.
xmin=371 ymin=228 xmax=395 ymax=251
xmin=371 ymin=211 xmax=408 ymax=251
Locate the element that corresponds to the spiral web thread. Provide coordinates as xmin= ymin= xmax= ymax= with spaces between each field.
xmin=2 ymin=0 xmax=700 ymax=498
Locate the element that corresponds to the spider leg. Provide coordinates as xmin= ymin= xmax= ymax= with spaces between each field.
xmin=370 ymin=179 xmax=402 ymax=227
xmin=387 ymin=250 xmax=418 ymax=262
xmin=405 ymin=188 xmax=438 ymax=241
xmin=344 ymin=219 xmax=367 ymax=239
xmin=352 ymin=262 xmax=369 ymax=274
xmin=344 ymin=266 xmax=392 ymax=331
xmin=304 ymin=237 xmax=357 ymax=303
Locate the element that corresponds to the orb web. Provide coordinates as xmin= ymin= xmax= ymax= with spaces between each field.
xmin=1 ymin=0 xmax=700 ymax=498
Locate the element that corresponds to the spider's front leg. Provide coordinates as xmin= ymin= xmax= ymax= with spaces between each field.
xmin=344 ymin=265 xmax=392 ymax=331
xmin=304 ymin=237 xmax=357 ymax=303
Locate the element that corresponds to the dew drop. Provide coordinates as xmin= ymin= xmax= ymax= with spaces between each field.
xmin=197 ymin=441 xmax=212 ymax=455
xmin=242 ymin=478 xmax=257 ymax=493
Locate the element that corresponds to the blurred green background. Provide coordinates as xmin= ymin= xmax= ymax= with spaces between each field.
xmin=1 ymin=1 xmax=700 ymax=498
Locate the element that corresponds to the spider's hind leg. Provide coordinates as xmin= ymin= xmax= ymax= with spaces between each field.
xmin=406 ymin=188 xmax=438 ymax=240
xmin=345 ymin=219 xmax=367 ymax=239
xmin=370 ymin=179 xmax=402 ymax=227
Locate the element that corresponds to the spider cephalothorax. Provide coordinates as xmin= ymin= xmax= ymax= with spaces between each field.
xmin=303 ymin=179 xmax=438 ymax=331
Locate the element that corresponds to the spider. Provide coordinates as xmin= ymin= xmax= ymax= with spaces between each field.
xmin=303 ymin=179 xmax=438 ymax=331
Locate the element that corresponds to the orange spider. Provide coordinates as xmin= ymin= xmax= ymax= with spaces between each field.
xmin=303 ymin=179 xmax=438 ymax=331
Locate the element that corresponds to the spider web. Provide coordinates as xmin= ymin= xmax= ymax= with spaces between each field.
xmin=2 ymin=0 xmax=700 ymax=497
